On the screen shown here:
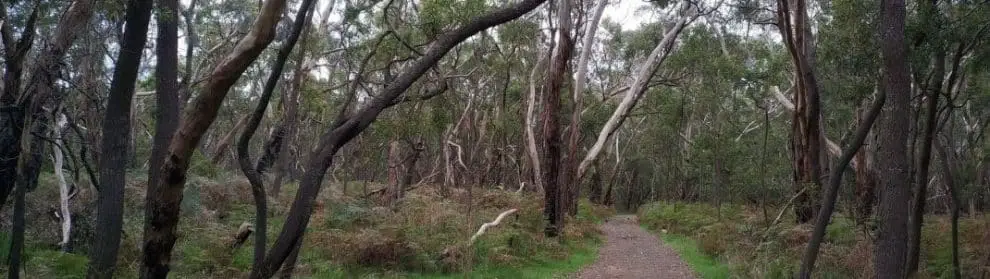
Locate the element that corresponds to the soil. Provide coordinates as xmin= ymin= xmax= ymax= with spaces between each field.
xmin=575 ymin=215 xmax=696 ymax=279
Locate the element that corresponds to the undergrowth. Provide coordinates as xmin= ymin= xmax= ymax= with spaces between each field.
xmin=1 ymin=172 xmax=612 ymax=278
xmin=638 ymin=201 xmax=989 ymax=278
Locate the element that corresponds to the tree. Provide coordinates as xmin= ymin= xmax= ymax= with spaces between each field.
xmin=256 ymin=1 xmax=550 ymax=276
xmin=776 ymin=0 xmax=824 ymax=224
xmin=141 ymin=0 xmax=288 ymax=277
xmin=87 ymin=0 xmax=154 ymax=277
xmin=541 ymin=0 xmax=574 ymax=237
xmin=235 ymin=0 xmax=316 ymax=276
xmin=874 ymin=0 xmax=912 ymax=276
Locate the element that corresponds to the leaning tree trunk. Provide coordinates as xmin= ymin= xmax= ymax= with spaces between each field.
xmin=906 ymin=50 xmax=945 ymax=277
xmin=575 ymin=1 xmax=694 ymax=183
xmin=142 ymin=0 xmax=288 ymax=277
xmin=799 ymin=85 xmax=885 ymax=278
xmin=874 ymin=0 xmax=912 ymax=276
xmin=235 ymin=0 xmax=315 ymax=277
xmin=255 ymin=2 xmax=549 ymax=277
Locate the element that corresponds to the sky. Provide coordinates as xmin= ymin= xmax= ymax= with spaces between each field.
xmin=603 ymin=0 xmax=652 ymax=31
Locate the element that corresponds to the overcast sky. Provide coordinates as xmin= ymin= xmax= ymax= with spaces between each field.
xmin=603 ymin=0 xmax=652 ymax=31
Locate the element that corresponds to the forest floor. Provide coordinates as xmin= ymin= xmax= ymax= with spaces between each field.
xmin=575 ymin=215 xmax=695 ymax=279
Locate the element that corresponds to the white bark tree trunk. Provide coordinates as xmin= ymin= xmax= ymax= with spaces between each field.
xmin=576 ymin=2 xmax=696 ymax=181
xmin=525 ymin=50 xmax=549 ymax=193
xmin=53 ymin=113 xmax=72 ymax=251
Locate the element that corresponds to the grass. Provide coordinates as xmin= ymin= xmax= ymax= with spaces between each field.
xmin=657 ymin=233 xmax=731 ymax=279
xmin=638 ymin=201 xmax=990 ymax=278
xmin=2 ymin=173 xmax=612 ymax=278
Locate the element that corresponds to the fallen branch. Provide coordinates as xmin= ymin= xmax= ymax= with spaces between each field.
xmin=763 ymin=186 xmax=808 ymax=240
xmin=232 ymin=222 xmax=254 ymax=249
xmin=469 ymin=208 xmax=519 ymax=245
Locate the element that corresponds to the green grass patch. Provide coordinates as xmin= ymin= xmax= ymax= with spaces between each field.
xmin=657 ymin=233 xmax=731 ymax=279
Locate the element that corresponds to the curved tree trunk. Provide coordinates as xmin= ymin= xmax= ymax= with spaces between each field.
xmin=235 ymin=0 xmax=315 ymax=277
xmin=256 ymin=2 xmax=549 ymax=276
xmin=141 ymin=0 xmax=288 ymax=277
xmin=799 ymin=87 xmax=885 ymax=278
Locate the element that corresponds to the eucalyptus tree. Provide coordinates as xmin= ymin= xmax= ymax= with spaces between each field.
xmin=874 ymin=0 xmax=912 ymax=276
xmin=87 ymin=0 xmax=154 ymax=277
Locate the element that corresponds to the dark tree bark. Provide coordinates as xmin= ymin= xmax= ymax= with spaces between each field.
xmin=0 ymin=3 xmax=39 ymax=212
xmin=149 ymin=0 xmax=181 ymax=201
xmin=237 ymin=1 xmax=315 ymax=276
xmin=935 ymin=138 xmax=961 ymax=279
xmin=799 ymin=88 xmax=885 ymax=278
xmin=874 ymin=0 xmax=912 ymax=276
xmin=255 ymin=1 xmax=548 ymax=277
xmin=777 ymin=0 xmax=823 ymax=224
xmin=87 ymin=0 xmax=154 ymax=277
xmin=541 ymin=0 xmax=574 ymax=237
xmin=906 ymin=51 xmax=945 ymax=277
xmin=141 ymin=0 xmax=288 ymax=277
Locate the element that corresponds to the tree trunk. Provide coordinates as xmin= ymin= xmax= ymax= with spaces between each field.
xmin=385 ymin=140 xmax=402 ymax=206
xmin=541 ymin=0 xmax=575 ymax=237
xmin=255 ymin=2 xmax=548 ymax=276
xmin=575 ymin=2 xmax=694 ymax=182
xmin=562 ymin=0 xmax=608 ymax=216
xmin=236 ymin=1 xmax=315 ymax=276
xmin=53 ymin=113 xmax=72 ymax=252
xmin=524 ymin=48 xmax=548 ymax=193
xmin=853 ymin=102 xmax=878 ymax=221
xmin=906 ymin=50 xmax=945 ymax=277
xmin=149 ymin=0 xmax=181 ymax=213
xmin=142 ymin=0 xmax=288 ymax=277
xmin=935 ymin=138 xmax=962 ymax=279
xmin=874 ymin=0 xmax=912 ymax=276
xmin=86 ymin=0 xmax=153 ymax=277
xmin=212 ymin=115 xmax=249 ymax=165
xmin=777 ymin=0 xmax=824 ymax=224
xmin=799 ymin=85 xmax=884 ymax=278
xmin=588 ymin=160 xmax=603 ymax=204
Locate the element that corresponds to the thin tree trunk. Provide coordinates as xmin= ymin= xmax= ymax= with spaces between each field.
xmin=86 ymin=0 xmax=153 ymax=277
xmin=906 ymin=51 xmax=945 ymax=277
xmin=236 ymin=1 xmax=315 ymax=276
xmin=575 ymin=2 xmax=694 ymax=182
xmin=212 ymin=115 xmax=249 ymax=164
xmin=799 ymin=86 xmax=885 ymax=278
xmin=142 ymin=0 xmax=288 ymax=277
xmin=256 ymin=2 xmax=548 ymax=275
xmin=53 ymin=113 xmax=72 ymax=252
xmin=525 ymin=48 xmax=548 ymax=193
xmin=874 ymin=0 xmax=912 ymax=276
xmin=935 ymin=138 xmax=962 ymax=279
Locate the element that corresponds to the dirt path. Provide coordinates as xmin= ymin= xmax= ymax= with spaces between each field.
xmin=575 ymin=215 xmax=695 ymax=279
